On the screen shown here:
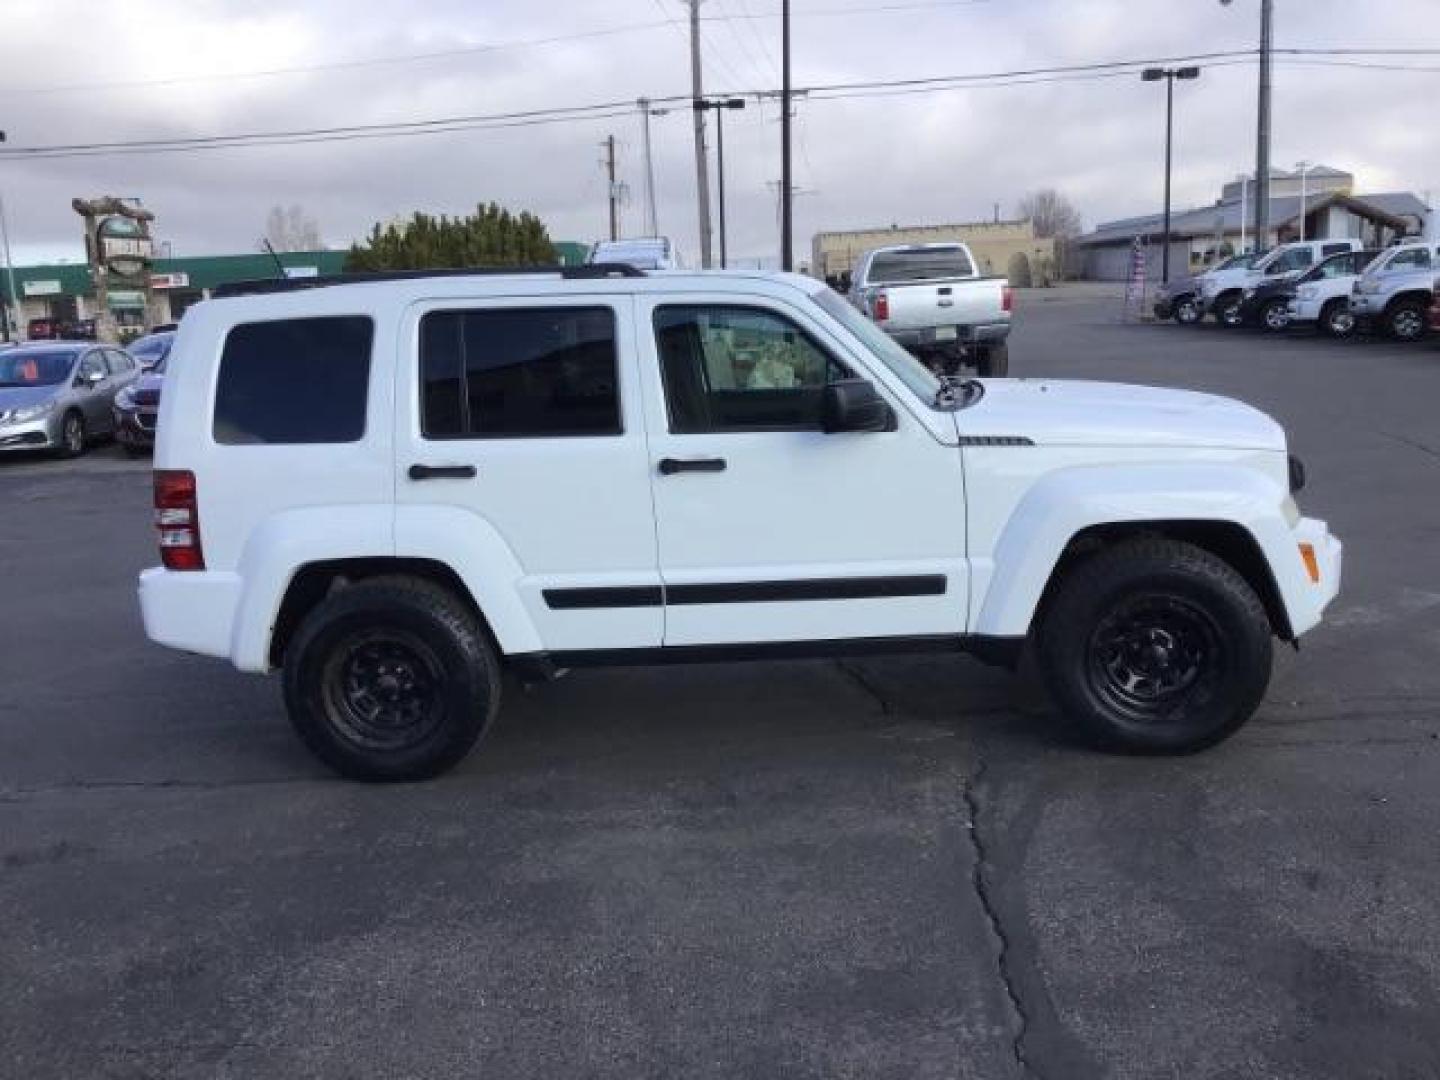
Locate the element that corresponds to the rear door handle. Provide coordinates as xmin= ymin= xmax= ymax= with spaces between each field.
xmin=408 ymin=464 xmax=477 ymax=481
xmin=658 ymin=457 xmax=726 ymax=476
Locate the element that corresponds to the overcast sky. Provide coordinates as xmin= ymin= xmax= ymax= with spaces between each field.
xmin=0 ymin=0 xmax=1435 ymax=267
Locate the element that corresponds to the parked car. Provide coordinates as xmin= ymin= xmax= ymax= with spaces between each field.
xmin=112 ymin=332 xmax=176 ymax=455
xmin=1282 ymin=248 xmax=1384 ymax=337
xmin=848 ymin=242 xmax=1012 ymax=376
xmin=1348 ymin=240 xmax=1440 ymax=341
xmin=1202 ymin=239 xmax=1363 ymax=327
xmin=1430 ymin=279 xmax=1440 ymax=334
xmin=588 ymin=236 xmax=681 ymax=270
xmin=0 ymin=342 xmax=140 ymax=457
xmin=1240 ymin=249 xmax=1381 ymax=333
xmin=138 ymin=265 xmax=1341 ymax=781
xmin=1155 ymin=253 xmax=1265 ymax=324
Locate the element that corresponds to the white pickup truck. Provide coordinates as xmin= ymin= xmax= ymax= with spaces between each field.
xmin=139 ymin=264 xmax=1340 ymax=782
xmin=849 ymin=243 xmax=1012 ymax=377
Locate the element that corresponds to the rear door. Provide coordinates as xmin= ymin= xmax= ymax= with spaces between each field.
xmin=394 ymin=294 xmax=662 ymax=651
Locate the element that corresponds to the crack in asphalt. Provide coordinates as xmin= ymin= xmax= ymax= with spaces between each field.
xmin=964 ymin=756 xmax=1038 ymax=1080
xmin=832 ymin=658 xmax=1038 ymax=1078
xmin=833 ymin=659 xmax=898 ymax=717
xmin=0 ymin=776 xmax=319 ymax=801
xmin=1379 ymin=430 xmax=1440 ymax=462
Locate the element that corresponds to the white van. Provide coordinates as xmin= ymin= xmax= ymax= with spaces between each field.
xmin=589 ymin=237 xmax=681 ymax=271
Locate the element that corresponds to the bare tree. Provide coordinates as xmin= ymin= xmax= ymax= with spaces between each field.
xmin=1016 ymin=189 xmax=1083 ymax=239
xmin=260 ymin=204 xmax=323 ymax=252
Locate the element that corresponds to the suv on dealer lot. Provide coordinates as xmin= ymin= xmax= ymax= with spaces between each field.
xmin=1201 ymin=239 xmax=1362 ymax=327
xmin=139 ymin=266 xmax=1342 ymax=781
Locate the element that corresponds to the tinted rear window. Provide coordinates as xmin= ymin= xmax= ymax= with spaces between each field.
xmin=214 ymin=316 xmax=373 ymax=445
xmin=867 ymin=248 xmax=975 ymax=283
xmin=419 ymin=307 xmax=620 ymax=439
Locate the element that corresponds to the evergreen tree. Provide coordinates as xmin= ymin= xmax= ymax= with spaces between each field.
xmin=345 ymin=203 xmax=558 ymax=272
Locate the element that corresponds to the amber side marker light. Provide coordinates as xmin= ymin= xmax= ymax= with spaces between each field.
xmin=1299 ymin=542 xmax=1321 ymax=584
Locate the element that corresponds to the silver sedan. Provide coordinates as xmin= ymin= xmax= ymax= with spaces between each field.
xmin=0 ymin=342 xmax=140 ymax=457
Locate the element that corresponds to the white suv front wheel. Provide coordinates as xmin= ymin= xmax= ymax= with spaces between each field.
xmin=1036 ymin=538 xmax=1273 ymax=754
xmin=282 ymin=576 xmax=500 ymax=781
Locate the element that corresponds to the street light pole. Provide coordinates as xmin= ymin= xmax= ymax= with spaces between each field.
xmin=694 ymin=97 xmax=746 ymax=268
xmin=1238 ymin=173 xmax=1249 ymax=254
xmin=780 ymin=0 xmax=793 ymax=271
xmin=1143 ymin=66 xmax=1201 ymax=284
xmin=0 ymin=130 xmax=16 ymax=342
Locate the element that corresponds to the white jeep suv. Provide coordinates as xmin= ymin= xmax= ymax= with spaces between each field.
xmin=139 ymin=266 xmax=1342 ymax=781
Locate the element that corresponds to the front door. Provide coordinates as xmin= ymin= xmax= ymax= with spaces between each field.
xmin=636 ymin=294 xmax=968 ymax=646
xmin=395 ymin=295 xmax=662 ymax=651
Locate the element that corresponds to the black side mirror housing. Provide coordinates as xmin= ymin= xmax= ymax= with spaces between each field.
xmin=822 ymin=378 xmax=894 ymax=433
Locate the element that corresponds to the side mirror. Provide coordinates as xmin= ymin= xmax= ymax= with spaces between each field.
xmin=822 ymin=378 xmax=894 ymax=434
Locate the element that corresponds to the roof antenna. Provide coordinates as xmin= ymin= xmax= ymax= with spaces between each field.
xmin=262 ymin=239 xmax=286 ymax=278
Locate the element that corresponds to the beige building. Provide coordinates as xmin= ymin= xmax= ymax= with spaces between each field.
xmin=811 ymin=219 xmax=1057 ymax=284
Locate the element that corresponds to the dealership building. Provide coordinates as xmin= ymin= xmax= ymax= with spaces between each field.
xmin=0 ymin=249 xmax=347 ymax=335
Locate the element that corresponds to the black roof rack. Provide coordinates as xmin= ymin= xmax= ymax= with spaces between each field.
xmin=212 ymin=262 xmax=644 ymax=299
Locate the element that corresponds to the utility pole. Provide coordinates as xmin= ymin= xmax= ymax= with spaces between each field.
xmin=603 ymin=135 xmax=619 ymax=241
xmin=686 ymin=0 xmax=714 ymax=267
xmin=780 ymin=0 xmax=793 ymax=271
xmin=638 ymin=99 xmax=662 ymax=237
xmin=1256 ymin=0 xmax=1273 ymax=246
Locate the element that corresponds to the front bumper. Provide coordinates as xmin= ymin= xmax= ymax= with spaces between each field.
xmin=1284 ymin=517 xmax=1343 ymax=638
xmin=114 ymin=408 xmax=157 ymax=447
xmin=0 ymin=414 xmax=61 ymax=452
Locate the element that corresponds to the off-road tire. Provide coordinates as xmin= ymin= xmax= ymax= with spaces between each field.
xmin=283 ymin=575 xmax=500 ymax=782
xmin=976 ymin=342 xmax=1010 ymax=377
xmin=1036 ymin=537 xmax=1273 ymax=754
xmin=1319 ymin=298 xmax=1356 ymax=339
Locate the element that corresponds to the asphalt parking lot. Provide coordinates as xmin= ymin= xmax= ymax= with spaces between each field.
xmin=4 ymin=292 xmax=1438 ymax=1079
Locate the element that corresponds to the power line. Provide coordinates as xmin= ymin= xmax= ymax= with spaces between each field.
xmin=2 ymin=48 xmax=1435 ymax=162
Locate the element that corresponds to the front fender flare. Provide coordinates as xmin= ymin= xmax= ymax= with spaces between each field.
xmin=971 ymin=463 xmax=1295 ymax=638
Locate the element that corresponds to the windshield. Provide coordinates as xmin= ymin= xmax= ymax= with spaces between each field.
xmin=0 ymin=349 xmax=77 ymax=387
xmin=811 ymin=287 xmax=941 ymax=402
xmin=866 ymin=248 xmax=975 ymax=284
xmin=1216 ymin=252 xmax=1265 ymax=272
xmin=130 ymin=334 xmax=173 ymax=370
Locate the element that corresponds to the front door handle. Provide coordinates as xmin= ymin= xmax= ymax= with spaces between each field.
xmin=408 ymin=464 xmax=477 ymax=481
xmin=658 ymin=457 xmax=727 ymax=476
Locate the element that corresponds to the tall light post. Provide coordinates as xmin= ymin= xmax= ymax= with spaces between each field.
xmin=780 ymin=0 xmax=793 ymax=271
xmin=694 ymin=97 xmax=746 ymax=268
xmin=0 ymin=130 xmax=16 ymax=343
xmin=637 ymin=99 xmax=668 ymax=238
xmin=1142 ymin=66 xmax=1201 ymax=284
xmin=1295 ymin=159 xmax=1314 ymax=241
xmin=1221 ymin=0 xmax=1273 ymax=247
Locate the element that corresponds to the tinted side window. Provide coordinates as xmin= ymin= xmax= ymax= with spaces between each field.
xmin=214 ymin=316 xmax=373 ymax=445
xmin=655 ymin=305 xmax=852 ymax=434
xmin=420 ymin=307 xmax=619 ymax=439
xmin=105 ymin=349 xmax=133 ymax=374
xmin=1321 ymin=243 xmax=1352 ymax=258
xmin=78 ymin=352 xmax=105 ymax=380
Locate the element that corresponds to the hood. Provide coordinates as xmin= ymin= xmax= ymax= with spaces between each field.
xmin=0 ymin=384 xmax=62 ymax=414
xmin=963 ymin=379 xmax=1286 ymax=451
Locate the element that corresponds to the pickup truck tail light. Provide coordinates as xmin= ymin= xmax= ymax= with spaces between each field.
xmin=1002 ymin=286 xmax=1015 ymax=313
xmin=872 ymin=292 xmax=890 ymax=321
xmin=154 ymin=469 xmax=205 ymax=571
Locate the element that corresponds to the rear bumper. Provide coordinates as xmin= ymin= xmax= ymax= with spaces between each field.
xmin=138 ymin=567 xmax=243 ymax=663
xmin=886 ymin=321 xmax=1010 ymax=349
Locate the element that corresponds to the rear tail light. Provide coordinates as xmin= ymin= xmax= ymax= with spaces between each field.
xmin=1002 ymin=286 xmax=1015 ymax=313
xmin=154 ymin=469 xmax=204 ymax=571
xmin=873 ymin=292 xmax=890 ymax=321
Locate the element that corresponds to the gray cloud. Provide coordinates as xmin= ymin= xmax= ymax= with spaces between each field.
xmin=1 ymin=0 xmax=1435 ymax=266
